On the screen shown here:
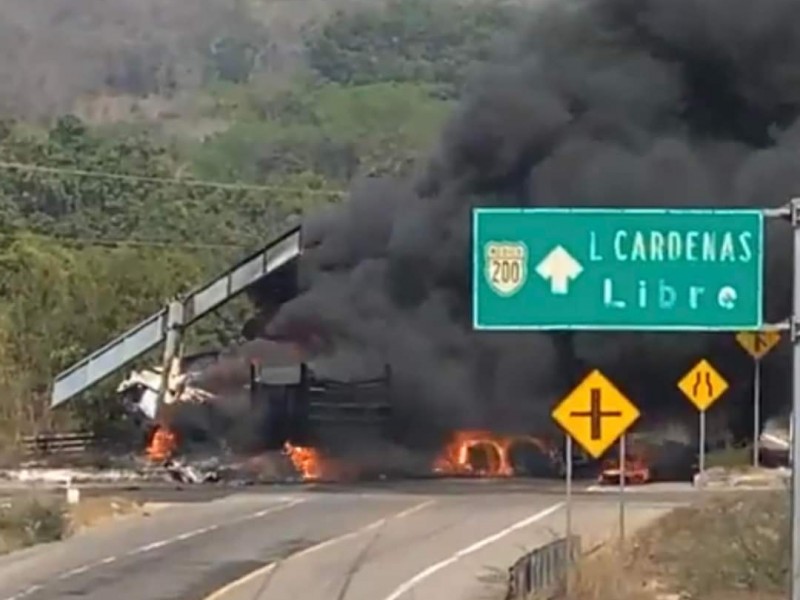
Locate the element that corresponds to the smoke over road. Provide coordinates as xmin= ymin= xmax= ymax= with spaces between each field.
xmin=261 ymin=0 xmax=800 ymax=445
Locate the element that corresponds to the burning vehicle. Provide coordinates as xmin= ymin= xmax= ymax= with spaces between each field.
xmin=116 ymin=339 xmax=393 ymax=471
xmin=760 ymin=415 xmax=791 ymax=467
xmin=596 ymin=435 xmax=698 ymax=485
xmin=433 ymin=430 xmax=564 ymax=477
xmin=598 ymin=452 xmax=652 ymax=485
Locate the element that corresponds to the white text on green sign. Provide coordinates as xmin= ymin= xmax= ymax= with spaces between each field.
xmin=473 ymin=208 xmax=764 ymax=331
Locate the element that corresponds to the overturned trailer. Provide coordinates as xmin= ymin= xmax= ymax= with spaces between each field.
xmin=115 ymin=339 xmax=393 ymax=455
xmin=255 ymin=359 xmax=393 ymax=450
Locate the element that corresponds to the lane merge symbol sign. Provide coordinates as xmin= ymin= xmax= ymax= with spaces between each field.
xmin=677 ymin=359 xmax=729 ymax=412
xmin=736 ymin=330 xmax=781 ymax=361
xmin=552 ymin=369 xmax=640 ymax=458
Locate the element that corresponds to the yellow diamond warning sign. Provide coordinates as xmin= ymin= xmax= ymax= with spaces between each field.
xmin=736 ymin=330 xmax=781 ymax=361
xmin=677 ymin=359 xmax=729 ymax=412
xmin=552 ymin=369 xmax=640 ymax=459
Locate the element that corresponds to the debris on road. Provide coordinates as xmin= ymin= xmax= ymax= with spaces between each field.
xmin=163 ymin=458 xmax=220 ymax=484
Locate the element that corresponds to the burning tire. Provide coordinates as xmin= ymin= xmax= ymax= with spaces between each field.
xmin=464 ymin=441 xmax=505 ymax=475
xmin=507 ymin=439 xmax=560 ymax=477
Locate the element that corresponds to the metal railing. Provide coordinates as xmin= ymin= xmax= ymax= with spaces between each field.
xmin=506 ymin=535 xmax=581 ymax=600
xmin=19 ymin=431 xmax=100 ymax=456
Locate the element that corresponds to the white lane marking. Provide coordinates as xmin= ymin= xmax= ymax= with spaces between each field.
xmin=0 ymin=497 xmax=305 ymax=600
xmin=202 ymin=563 xmax=277 ymax=600
xmin=203 ymin=498 xmax=436 ymax=600
xmin=5 ymin=586 xmax=41 ymax=600
xmin=382 ymin=502 xmax=564 ymax=600
xmin=289 ymin=499 xmax=435 ymax=562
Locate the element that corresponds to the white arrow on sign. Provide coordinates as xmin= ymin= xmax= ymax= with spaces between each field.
xmin=535 ymin=245 xmax=583 ymax=294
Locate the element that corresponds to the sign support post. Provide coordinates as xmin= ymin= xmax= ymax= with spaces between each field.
xmin=677 ymin=359 xmax=729 ymax=489
xmin=736 ymin=330 xmax=781 ymax=467
xmin=552 ymin=369 xmax=639 ymax=564
xmin=698 ymin=410 xmax=706 ymax=488
xmin=564 ymin=434 xmax=573 ymax=595
xmin=618 ymin=434 xmax=626 ymax=542
xmin=754 ymin=357 xmax=761 ymax=468
xmin=791 ymin=198 xmax=800 ymax=600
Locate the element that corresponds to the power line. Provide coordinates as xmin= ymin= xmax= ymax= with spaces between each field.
xmin=0 ymin=160 xmax=347 ymax=197
xmin=0 ymin=231 xmax=251 ymax=250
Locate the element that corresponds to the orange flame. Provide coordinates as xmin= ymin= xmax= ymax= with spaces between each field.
xmin=433 ymin=430 xmax=512 ymax=476
xmin=283 ymin=442 xmax=324 ymax=480
xmin=147 ymin=425 xmax=178 ymax=463
xmin=282 ymin=442 xmax=362 ymax=482
xmin=433 ymin=430 xmax=554 ymax=477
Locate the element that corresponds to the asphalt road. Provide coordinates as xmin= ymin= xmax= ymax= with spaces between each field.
xmin=0 ymin=479 xmax=691 ymax=600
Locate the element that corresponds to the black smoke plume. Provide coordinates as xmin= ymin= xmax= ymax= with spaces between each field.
xmin=265 ymin=0 xmax=800 ymax=448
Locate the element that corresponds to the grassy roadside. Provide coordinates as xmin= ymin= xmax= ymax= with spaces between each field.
xmin=0 ymin=494 xmax=145 ymax=555
xmin=568 ymin=490 xmax=788 ymax=600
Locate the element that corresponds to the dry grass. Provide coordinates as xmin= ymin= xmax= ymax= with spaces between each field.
xmin=0 ymin=494 xmax=146 ymax=554
xmin=68 ymin=496 xmax=145 ymax=533
xmin=566 ymin=491 xmax=788 ymax=600
xmin=0 ymin=496 xmax=67 ymax=555
xmin=705 ymin=445 xmax=753 ymax=470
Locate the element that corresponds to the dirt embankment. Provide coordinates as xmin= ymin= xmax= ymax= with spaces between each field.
xmin=569 ymin=491 xmax=788 ymax=600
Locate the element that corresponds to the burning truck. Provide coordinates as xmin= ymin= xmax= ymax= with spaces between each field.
xmin=114 ymin=341 xmax=577 ymax=480
xmin=115 ymin=337 xmax=394 ymax=480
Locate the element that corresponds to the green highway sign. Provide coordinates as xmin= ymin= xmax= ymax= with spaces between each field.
xmin=473 ymin=208 xmax=764 ymax=331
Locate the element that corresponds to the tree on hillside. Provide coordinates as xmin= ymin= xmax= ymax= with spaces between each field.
xmin=0 ymin=233 xmax=215 ymax=438
xmin=191 ymin=82 xmax=451 ymax=182
xmin=305 ymin=0 xmax=523 ymax=93
xmin=0 ymin=0 xmax=270 ymax=118
xmin=0 ymin=116 xmax=316 ymax=246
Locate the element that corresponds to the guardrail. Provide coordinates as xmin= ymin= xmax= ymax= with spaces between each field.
xmin=19 ymin=431 xmax=100 ymax=456
xmin=506 ymin=535 xmax=581 ymax=600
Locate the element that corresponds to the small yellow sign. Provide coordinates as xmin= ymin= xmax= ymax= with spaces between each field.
xmin=677 ymin=359 xmax=729 ymax=412
xmin=552 ymin=369 xmax=640 ymax=459
xmin=736 ymin=330 xmax=781 ymax=360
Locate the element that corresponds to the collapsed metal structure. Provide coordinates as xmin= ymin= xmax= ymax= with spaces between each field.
xmin=49 ymin=225 xmax=395 ymax=454
xmin=50 ymin=226 xmax=302 ymax=412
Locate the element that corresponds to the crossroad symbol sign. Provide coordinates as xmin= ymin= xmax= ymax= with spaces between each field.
xmin=551 ymin=369 xmax=640 ymax=459
xmin=677 ymin=359 xmax=729 ymax=412
xmin=736 ymin=330 xmax=781 ymax=360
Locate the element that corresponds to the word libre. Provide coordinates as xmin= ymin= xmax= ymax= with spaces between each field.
xmin=677 ymin=359 xmax=729 ymax=412
xmin=552 ymin=369 xmax=640 ymax=459
xmin=473 ymin=208 xmax=764 ymax=331
xmin=736 ymin=330 xmax=781 ymax=361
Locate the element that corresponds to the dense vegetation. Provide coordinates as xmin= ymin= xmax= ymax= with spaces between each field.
xmin=0 ymin=0 xmax=531 ymax=442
